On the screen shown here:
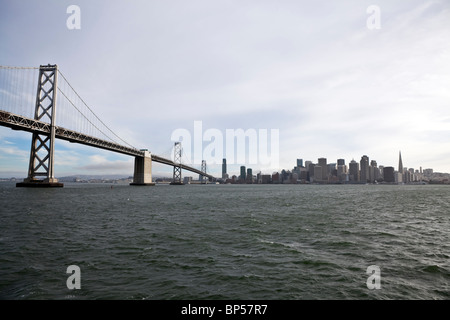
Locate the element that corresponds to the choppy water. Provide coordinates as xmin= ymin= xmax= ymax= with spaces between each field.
xmin=0 ymin=182 xmax=449 ymax=300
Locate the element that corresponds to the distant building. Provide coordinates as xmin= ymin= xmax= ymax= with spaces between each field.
xmin=314 ymin=165 xmax=323 ymax=182
xmin=222 ymin=159 xmax=227 ymax=179
xmin=299 ymin=170 xmax=308 ymax=181
xmin=308 ymin=162 xmax=315 ymax=181
xmin=360 ymin=155 xmax=369 ymax=183
xmin=404 ymin=168 xmax=412 ymax=183
xmin=337 ymin=159 xmax=345 ymax=166
xmin=395 ymin=172 xmax=403 ymax=184
xmin=328 ymin=163 xmax=337 ymax=178
xmin=379 ymin=165 xmax=385 ymax=180
xmin=337 ymin=164 xmax=347 ymax=182
xmin=349 ymin=159 xmax=360 ymax=182
xmin=398 ymin=151 xmax=404 ymax=173
xmin=272 ymin=172 xmax=280 ymax=184
xmin=281 ymin=169 xmax=291 ymax=183
xmin=318 ymin=158 xmax=327 ymax=182
xmin=246 ymin=168 xmax=253 ymax=183
xmin=262 ymin=175 xmax=271 ymax=184
xmin=183 ymin=176 xmax=192 ymax=184
xmin=240 ymin=166 xmax=246 ymax=181
xmin=383 ymin=166 xmax=395 ymax=183
xmin=297 ymin=159 xmax=304 ymax=168
xmin=370 ymin=160 xmax=378 ymax=183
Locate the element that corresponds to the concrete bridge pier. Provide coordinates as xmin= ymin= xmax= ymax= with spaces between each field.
xmin=130 ymin=150 xmax=155 ymax=186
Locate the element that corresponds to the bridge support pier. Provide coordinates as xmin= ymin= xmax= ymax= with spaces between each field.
xmin=130 ymin=150 xmax=155 ymax=186
xmin=16 ymin=177 xmax=63 ymax=188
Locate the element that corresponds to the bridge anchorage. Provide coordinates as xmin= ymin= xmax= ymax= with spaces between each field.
xmin=0 ymin=64 xmax=217 ymax=187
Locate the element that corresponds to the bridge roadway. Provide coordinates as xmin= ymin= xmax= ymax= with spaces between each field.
xmin=0 ymin=110 xmax=215 ymax=181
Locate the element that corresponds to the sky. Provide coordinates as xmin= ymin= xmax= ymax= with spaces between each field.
xmin=1 ymin=0 xmax=450 ymax=178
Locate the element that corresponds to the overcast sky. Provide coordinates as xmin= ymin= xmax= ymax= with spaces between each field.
xmin=1 ymin=0 xmax=450 ymax=178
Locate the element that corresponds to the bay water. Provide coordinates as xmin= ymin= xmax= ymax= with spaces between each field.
xmin=0 ymin=182 xmax=449 ymax=300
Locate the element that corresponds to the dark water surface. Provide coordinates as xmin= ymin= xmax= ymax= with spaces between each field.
xmin=0 ymin=182 xmax=449 ymax=299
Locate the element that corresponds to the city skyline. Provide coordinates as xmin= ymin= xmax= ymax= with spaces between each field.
xmin=220 ymin=150 xmax=441 ymax=184
xmin=1 ymin=1 xmax=450 ymax=177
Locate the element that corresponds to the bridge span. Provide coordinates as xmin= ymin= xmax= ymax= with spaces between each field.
xmin=0 ymin=64 xmax=216 ymax=187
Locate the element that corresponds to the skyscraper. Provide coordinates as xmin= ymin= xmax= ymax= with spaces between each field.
xmin=297 ymin=159 xmax=303 ymax=168
xmin=398 ymin=151 xmax=404 ymax=173
xmin=240 ymin=166 xmax=246 ymax=181
xmin=337 ymin=159 xmax=345 ymax=166
xmin=318 ymin=158 xmax=327 ymax=182
xmin=314 ymin=165 xmax=323 ymax=181
xmin=222 ymin=158 xmax=227 ymax=179
xmin=349 ymin=159 xmax=360 ymax=182
xmin=360 ymin=155 xmax=369 ymax=183
xmin=246 ymin=168 xmax=253 ymax=183
xmin=307 ymin=162 xmax=315 ymax=182
xmin=384 ymin=166 xmax=395 ymax=183
xmin=370 ymin=160 xmax=379 ymax=182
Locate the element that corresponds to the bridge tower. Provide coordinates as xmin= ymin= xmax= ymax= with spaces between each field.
xmin=17 ymin=64 xmax=63 ymax=187
xmin=200 ymin=160 xmax=207 ymax=184
xmin=170 ymin=142 xmax=183 ymax=185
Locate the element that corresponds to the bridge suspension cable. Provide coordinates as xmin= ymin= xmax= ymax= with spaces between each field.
xmin=0 ymin=66 xmax=39 ymax=119
xmin=56 ymin=70 xmax=136 ymax=149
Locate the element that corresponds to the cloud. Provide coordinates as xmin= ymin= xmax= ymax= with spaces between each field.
xmin=77 ymin=155 xmax=133 ymax=173
xmin=0 ymin=143 xmax=28 ymax=158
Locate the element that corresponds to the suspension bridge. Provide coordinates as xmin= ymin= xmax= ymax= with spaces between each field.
xmin=0 ymin=64 xmax=216 ymax=187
